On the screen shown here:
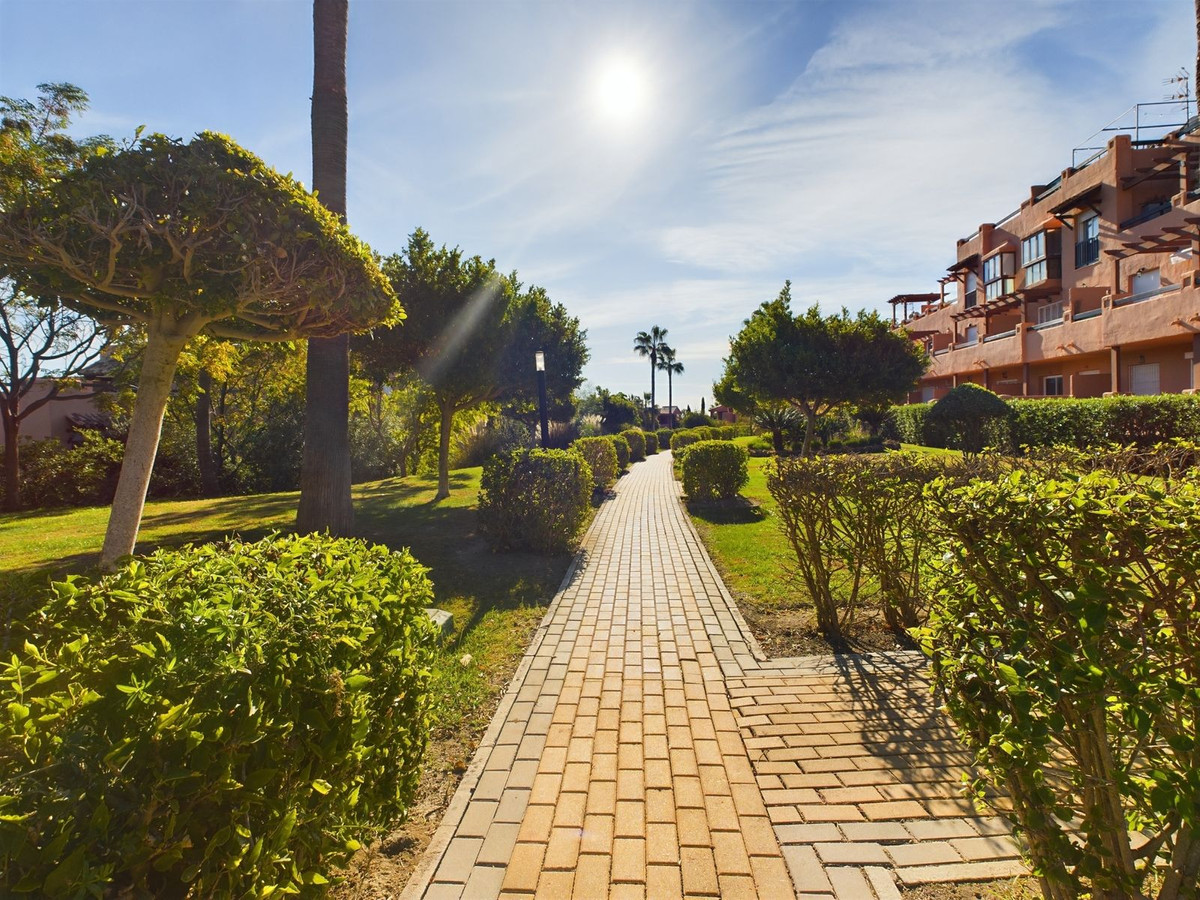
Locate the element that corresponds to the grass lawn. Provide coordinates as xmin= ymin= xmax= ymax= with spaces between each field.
xmin=0 ymin=469 xmax=576 ymax=891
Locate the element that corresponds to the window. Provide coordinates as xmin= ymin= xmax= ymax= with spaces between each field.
xmin=1075 ymin=212 xmax=1100 ymax=267
xmin=1130 ymin=363 xmax=1160 ymax=396
xmin=1130 ymin=268 xmax=1161 ymax=296
xmin=982 ymin=252 xmax=1014 ymax=300
xmin=1021 ymin=230 xmax=1061 ymax=285
xmin=1037 ymin=299 xmax=1066 ymax=324
xmin=1043 ymin=375 xmax=1064 ymax=396
xmin=965 ymin=325 xmax=978 ymax=344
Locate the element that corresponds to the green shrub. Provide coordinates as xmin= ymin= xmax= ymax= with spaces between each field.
xmin=681 ymin=411 xmax=711 ymax=428
xmin=0 ymin=533 xmax=437 ymax=896
xmin=620 ymin=428 xmax=646 ymax=462
xmin=925 ymin=384 xmax=1010 ymax=452
xmin=1008 ymin=394 xmax=1200 ymax=450
xmin=478 ymin=448 xmax=592 ymax=553
xmin=715 ymin=425 xmax=738 ymax=441
xmin=920 ymin=468 xmax=1200 ymax=900
xmin=6 ymin=433 xmax=123 ymax=509
xmin=642 ymin=430 xmax=658 ymax=455
xmin=680 ymin=439 xmax=748 ymax=502
xmin=746 ymin=436 xmax=774 ymax=457
xmin=608 ymin=433 xmax=630 ymax=471
xmin=887 ymin=402 xmax=930 ymax=445
xmin=572 ymin=436 xmax=618 ymax=491
xmin=656 ymin=428 xmax=672 ymax=451
xmin=669 ymin=429 xmax=701 ymax=453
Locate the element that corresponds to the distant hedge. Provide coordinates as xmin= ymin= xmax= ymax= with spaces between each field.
xmin=888 ymin=394 xmax=1200 ymax=451
xmin=643 ymin=431 xmax=659 ymax=455
xmin=620 ymin=429 xmax=646 ymax=462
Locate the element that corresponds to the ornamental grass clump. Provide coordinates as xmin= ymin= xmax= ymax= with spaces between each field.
xmin=478 ymin=448 xmax=592 ymax=553
xmin=621 ymin=429 xmax=646 ymax=462
xmin=920 ymin=466 xmax=1200 ymax=900
xmin=680 ymin=439 xmax=748 ymax=502
xmin=0 ymin=533 xmax=438 ymax=897
xmin=572 ymin=436 xmax=619 ymax=491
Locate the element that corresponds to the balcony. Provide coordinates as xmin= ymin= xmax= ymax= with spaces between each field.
xmin=1074 ymin=237 xmax=1100 ymax=268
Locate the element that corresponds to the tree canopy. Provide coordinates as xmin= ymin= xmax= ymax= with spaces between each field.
xmin=0 ymin=129 xmax=398 ymax=566
xmin=354 ymin=229 xmax=588 ymax=498
xmin=719 ymin=281 xmax=927 ymax=455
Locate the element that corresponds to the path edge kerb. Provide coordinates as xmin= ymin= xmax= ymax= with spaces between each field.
xmin=398 ymin=487 xmax=610 ymax=900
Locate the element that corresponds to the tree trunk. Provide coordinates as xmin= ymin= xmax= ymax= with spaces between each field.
xmin=2 ymin=407 xmax=18 ymax=512
xmin=771 ymin=427 xmax=784 ymax=455
xmin=650 ymin=354 xmax=656 ymax=413
xmin=297 ymin=0 xmax=354 ymax=535
xmin=99 ymin=327 xmax=191 ymax=569
xmin=436 ymin=400 xmax=453 ymax=500
xmin=801 ymin=407 xmax=817 ymax=457
xmin=667 ymin=373 xmax=673 ymax=428
xmin=194 ymin=369 xmax=218 ymax=497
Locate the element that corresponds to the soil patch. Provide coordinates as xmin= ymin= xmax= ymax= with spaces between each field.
xmin=902 ymin=877 xmax=1041 ymax=899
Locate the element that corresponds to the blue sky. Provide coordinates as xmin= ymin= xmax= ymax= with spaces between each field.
xmin=0 ymin=0 xmax=1193 ymax=410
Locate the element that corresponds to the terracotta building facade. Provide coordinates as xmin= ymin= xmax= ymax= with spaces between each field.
xmin=895 ymin=114 xmax=1200 ymax=402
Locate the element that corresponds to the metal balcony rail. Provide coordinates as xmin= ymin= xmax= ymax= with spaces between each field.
xmin=1075 ymin=237 xmax=1100 ymax=268
xmin=1112 ymin=282 xmax=1181 ymax=307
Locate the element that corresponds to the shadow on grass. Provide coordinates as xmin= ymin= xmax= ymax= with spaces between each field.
xmin=686 ymin=496 xmax=766 ymax=525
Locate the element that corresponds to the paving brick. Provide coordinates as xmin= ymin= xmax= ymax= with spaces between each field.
xmin=711 ymin=830 xmax=753 ymax=876
xmin=896 ymin=859 xmax=1029 ymax=885
xmin=750 ymin=855 xmax=796 ymax=897
xmin=782 ymin=845 xmax=834 ymax=894
xmin=680 ymin=846 xmax=720 ymax=897
xmin=645 ymin=821 xmax=680 ymax=865
xmin=645 ymin=864 xmax=684 ymax=899
xmin=826 ymin=866 xmax=872 ymax=899
xmin=860 ymin=800 xmax=929 ymax=820
xmin=501 ymin=842 xmax=547 ymax=893
xmin=886 ymin=841 xmax=963 ymax=867
xmin=950 ymin=834 xmax=1021 ymax=861
xmin=864 ymin=866 xmax=903 ymax=900
xmin=579 ymin=813 xmax=614 ymax=855
xmin=570 ymin=853 xmax=611 ymax=898
xmin=610 ymin=837 xmax=646 ymax=884
xmin=815 ymin=841 xmax=891 ymax=865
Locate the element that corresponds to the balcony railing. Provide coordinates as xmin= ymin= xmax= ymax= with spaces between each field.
xmin=1119 ymin=202 xmax=1172 ymax=230
xmin=1073 ymin=307 xmax=1102 ymax=321
xmin=983 ymin=329 xmax=1017 ymax=343
xmin=1112 ymin=282 xmax=1181 ymax=307
xmin=1075 ymin=237 xmax=1100 ymax=268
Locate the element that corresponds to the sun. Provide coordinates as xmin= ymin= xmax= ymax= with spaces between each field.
xmin=591 ymin=56 xmax=649 ymax=127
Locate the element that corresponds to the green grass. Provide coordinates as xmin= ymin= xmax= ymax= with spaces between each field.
xmin=0 ymin=469 xmax=573 ymax=741
xmin=686 ymin=456 xmax=796 ymax=610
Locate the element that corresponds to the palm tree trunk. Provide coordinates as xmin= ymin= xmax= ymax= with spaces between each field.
xmin=667 ymin=370 xmax=673 ymax=428
xmin=650 ymin=352 xmax=656 ymax=413
xmin=100 ymin=325 xmax=193 ymax=569
xmin=297 ymin=0 xmax=354 ymax=535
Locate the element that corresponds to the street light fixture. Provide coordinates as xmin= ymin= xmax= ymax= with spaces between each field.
xmin=535 ymin=350 xmax=549 ymax=449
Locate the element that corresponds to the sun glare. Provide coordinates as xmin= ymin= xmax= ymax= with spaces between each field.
xmin=592 ymin=56 xmax=649 ymax=127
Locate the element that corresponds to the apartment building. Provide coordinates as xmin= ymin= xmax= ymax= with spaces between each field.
xmin=896 ymin=103 xmax=1200 ymax=402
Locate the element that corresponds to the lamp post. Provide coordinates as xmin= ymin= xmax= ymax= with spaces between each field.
xmin=535 ymin=349 xmax=549 ymax=449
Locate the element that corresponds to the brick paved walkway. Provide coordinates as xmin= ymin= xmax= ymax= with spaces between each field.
xmin=401 ymin=452 xmax=1026 ymax=899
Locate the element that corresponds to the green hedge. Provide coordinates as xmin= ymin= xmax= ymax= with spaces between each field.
xmin=679 ymin=440 xmax=748 ymax=502
xmin=3 ymin=433 xmax=123 ymax=509
xmin=656 ymin=428 xmax=673 ymax=451
xmin=608 ymin=434 xmax=630 ymax=471
xmin=478 ymin=448 xmax=592 ymax=553
xmin=925 ymin=384 xmax=1010 ymax=453
xmin=620 ymin=429 xmax=646 ymax=462
xmin=643 ymin=430 xmax=658 ymax=455
xmin=891 ymin=394 xmax=1200 ymax=451
xmin=669 ymin=429 xmax=701 ymax=453
xmin=0 ymin=533 xmax=437 ymax=896
xmin=572 ymin=436 xmax=618 ymax=491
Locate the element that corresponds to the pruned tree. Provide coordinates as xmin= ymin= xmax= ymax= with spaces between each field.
xmin=355 ymin=229 xmax=588 ymax=499
xmin=0 ymin=284 xmax=108 ymax=509
xmin=0 ymin=131 xmax=397 ymax=567
xmin=720 ymin=281 xmax=927 ymax=456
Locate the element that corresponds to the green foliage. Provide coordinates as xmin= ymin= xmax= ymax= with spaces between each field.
xmin=572 ymin=436 xmax=619 ymax=491
xmin=721 ymin=282 xmax=927 ymax=454
xmin=478 ymin=449 xmax=592 ymax=553
xmin=681 ymin=411 xmax=712 ymax=428
xmin=621 ymin=428 xmax=646 ymax=462
xmin=452 ymin=417 xmax=532 ymax=469
xmin=1008 ymin=394 xmax=1200 ymax=450
xmin=642 ymin=430 xmax=658 ymax=455
xmin=920 ymin=466 xmax=1200 ymax=900
xmin=656 ymin=428 xmax=672 ymax=451
xmin=669 ymin=429 xmax=701 ymax=453
xmin=600 ymin=392 xmax=640 ymax=434
xmin=608 ymin=433 xmax=631 ymax=471
xmin=925 ymin=384 xmax=1010 ymax=453
xmin=887 ymin=402 xmax=930 ymax=445
xmin=6 ymin=433 xmax=123 ymax=508
xmin=680 ymin=440 xmax=748 ymax=502
xmin=0 ymin=533 xmax=438 ymax=896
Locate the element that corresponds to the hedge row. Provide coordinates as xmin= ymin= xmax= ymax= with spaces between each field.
xmin=888 ymin=392 xmax=1200 ymax=451
xmin=1 ymin=534 xmax=437 ymax=896
xmin=478 ymin=448 xmax=592 ymax=554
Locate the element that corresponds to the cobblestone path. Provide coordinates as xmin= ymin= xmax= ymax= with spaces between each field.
xmin=401 ymin=452 xmax=1025 ymax=899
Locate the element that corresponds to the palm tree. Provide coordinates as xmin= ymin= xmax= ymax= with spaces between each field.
xmin=633 ymin=325 xmax=668 ymax=414
xmin=297 ymin=0 xmax=353 ymax=534
xmin=657 ymin=345 xmax=683 ymax=428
